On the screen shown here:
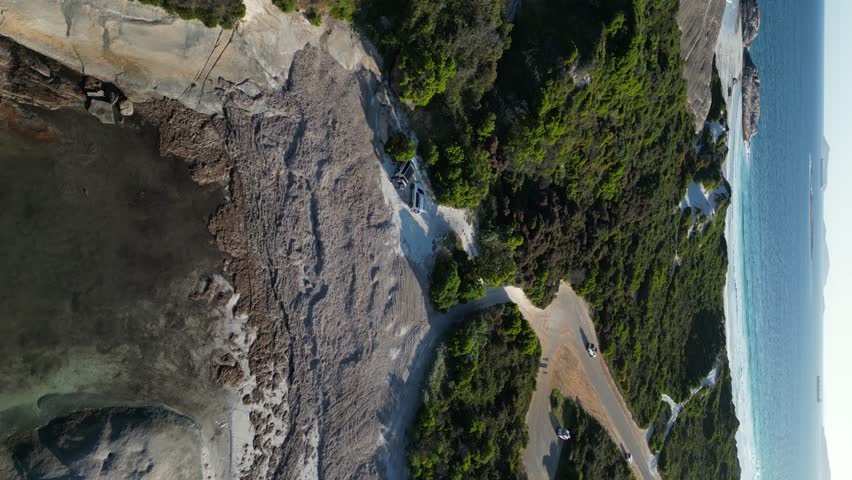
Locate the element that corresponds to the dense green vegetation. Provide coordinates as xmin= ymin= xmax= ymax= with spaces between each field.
xmin=429 ymin=244 xmax=485 ymax=311
xmin=356 ymin=0 xmax=510 ymax=209
xmin=384 ymin=133 xmax=416 ymax=162
xmin=657 ymin=359 xmax=741 ymax=479
xmin=350 ymin=0 xmax=737 ymax=476
xmin=306 ymin=7 xmax=322 ymax=25
xmin=358 ymin=0 xmax=732 ymax=427
xmin=409 ymin=305 xmax=540 ymax=479
xmin=429 ymin=252 xmax=461 ymax=311
xmin=550 ymin=390 xmax=633 ymax=480
xmin=647 ymin=401 xmax=669 ymax=453
xmin=272 ymin=0 xmax=297 ymax=12
xmin=480 ymin=0 xmax=732 ymax=427
xmin=134 ymin=0 xmax=245 ymax=28
xmin=271 ymin=0 xmax=357 ymax=22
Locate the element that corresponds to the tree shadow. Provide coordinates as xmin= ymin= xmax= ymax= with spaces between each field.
xmin=540 ymin=410 xmax=563 ymax=478
xmin=579 ymin=326 xmax=590 ymax=347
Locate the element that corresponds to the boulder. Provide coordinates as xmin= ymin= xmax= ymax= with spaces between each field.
xmin=119 ymin=99 xmax=134 ymax=116
xmin=87 ymin=98 xmax=117 ymax=124
xmin=742 ymin=0 xmax=761 ymax=48
xmin=742 ymin=49 xmax=761 ymax=141
xmin=28 ymin=60 xmax=51 ymax=78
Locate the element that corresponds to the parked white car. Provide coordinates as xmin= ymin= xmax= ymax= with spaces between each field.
xmin=586 ymin=342 xmax=598 ymax=358
xmin=557 ymin=427 xmax=571 ymax=440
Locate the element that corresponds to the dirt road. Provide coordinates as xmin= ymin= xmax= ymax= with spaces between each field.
xmin=510 ymin=284 xmax=659 ymax=480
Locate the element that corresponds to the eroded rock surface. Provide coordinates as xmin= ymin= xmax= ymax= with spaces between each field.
xmin=138 ymin=46 xmax=431 ymax=479
xmin=5 ymin=407 xmax=202 ymax=480
xmin=0 ymin=37 xmax=84 ymax=110
xmin=742 ymin=48 xmax=761 ymax=141
xmin=1 ymin=2 xmax=437 ymax=479
xmin=0 ymin=0 xmax=380 ymax=115
xmin=678 ymin=0 xmax=727 ymax=131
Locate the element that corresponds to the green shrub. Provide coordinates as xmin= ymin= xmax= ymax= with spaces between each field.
xmin=430 ymin=247 xmax=485 ymax=310
xmin=431 ymin=144 xmax=494 ymax=209
xmin=133 ymin=0 xmax=245 ymax=29
xmin=330 ymin=0 xmax=357 ymax=21
xmin=475 ymin=234 xmax=517 ymax=286
xmin=398 ymin=52 xmax=457 ymax=107
xmin=454 ymin=248 xmax=486 ymax=303
xmin=271 ymin=0 xmax=297 ymax=12
xmin=419 ymin=140 xmax=440 ymax=166
xmin=430 ymin=254 xmax=460 ymax=311
xmin=306 ymin=8 xmax=322 ymax=26
xmin=384 ymin=133 xmax=416 ymax=162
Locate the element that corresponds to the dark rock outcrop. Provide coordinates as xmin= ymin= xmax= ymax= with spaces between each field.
xmin=742 ymin=0 xmax=761 ymax=48
xmin=4 ymin=407 xmax=202 ymax=480
xmin=677 ymin=0 xmax=728 ymax=131
xmin=0 ymin=37 xmax=85 ymax=110
xmin=742 ymin=48 xmax=761 ymax=141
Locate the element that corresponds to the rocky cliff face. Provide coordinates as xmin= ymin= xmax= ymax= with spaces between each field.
xmin=0 ymin=38 xmax=84 ymax=110
xmin=742 ymin=0 xmax=761 ymax=48
xmin=742 ymin=48 xmax=761 ymax=141
xmin=0 ymin=0 xmax=379 ymax=115
xmin=0 ymin=2 xmax=435 ymax=478
xmin=678 ymin=0 xmax=727 ymax=132
xmin=138 ymin=47 xmax=431 ymax=479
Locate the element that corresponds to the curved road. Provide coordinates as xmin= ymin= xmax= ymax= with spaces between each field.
xmin=443 ymin=282 xmax=657 ymax=480
xmin=505 ymin=284 xmax=658 ymax=480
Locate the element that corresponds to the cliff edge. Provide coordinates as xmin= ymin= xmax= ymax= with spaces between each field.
xmin=678 ymin=0 xmax=727 ymax=132
xmin=742 ymin=48 xmax=761 ymax=141
xmin=0 ymin=1 xmax=437 ymax=478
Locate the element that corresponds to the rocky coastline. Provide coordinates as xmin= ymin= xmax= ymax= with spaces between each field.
xmin=742 ymin=0 xmax=761 ymax=48
xmin=0 ymin=2 xmax=431 ymax=475
xmin=742 ymin=47 xmax=761 ymax=142
xmin=741 ymin=0 xmax=762 ymax=141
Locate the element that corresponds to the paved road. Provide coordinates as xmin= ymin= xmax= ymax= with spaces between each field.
xmin=443 ymin=283 xmax=657 ymax=480
xmin=510 ymin=283 xmax=658 ymax=480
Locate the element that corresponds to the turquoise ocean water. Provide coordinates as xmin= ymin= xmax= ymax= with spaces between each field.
xmin=724 ymin=0 xmax=826 ymax=478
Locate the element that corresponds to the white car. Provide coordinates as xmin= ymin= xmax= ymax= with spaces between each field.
xmin=586 ymin=342 xmax=598 ymax=358
xmin=556 ymin=427 xmax=571 ymax=440
xmin=625 ymin=452 xmax=633 ymax=464
xmin=410 ymin=182 xmax=426 ymax=215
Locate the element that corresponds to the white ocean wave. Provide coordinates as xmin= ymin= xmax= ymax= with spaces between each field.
xmin=718 ymin=0 xmax=761 ymax=475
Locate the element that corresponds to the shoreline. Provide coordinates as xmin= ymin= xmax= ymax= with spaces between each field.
xmin=715 ymin=0 xmax=761 ymax=477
